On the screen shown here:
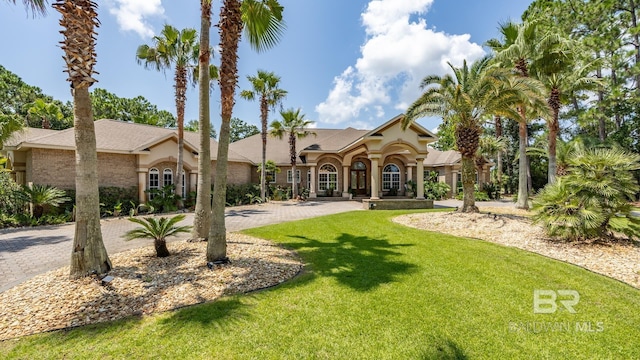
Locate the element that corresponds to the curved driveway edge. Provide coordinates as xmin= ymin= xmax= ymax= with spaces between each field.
xmin=0 ymin=201 xmax=362 ymax=293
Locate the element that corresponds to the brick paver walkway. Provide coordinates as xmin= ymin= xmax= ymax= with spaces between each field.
xmin=0 ymin=201 xmax=362 ymax=293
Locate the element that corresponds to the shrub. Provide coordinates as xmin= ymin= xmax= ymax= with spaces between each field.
xmin=532 ymin=148 xmax=640 ymax=241
xmin=146 ymin=184 xmax=179 ymax=213
xmin=124 ymin=214 xmax=192 ymax=257
xmin=226 ymin=184 xmax=261 ymax=206
xmin=424 ymin=181 xmax=451 ymax=200
xmin=0 ymin=172 xmax=25 ymax=216
xmin=482 ymin=182 xmax=501 ymax=200
xmin=455 ymin=190 xmax=490 ymax=201
xmin=18 ymin=184 xmax=70 ymax=219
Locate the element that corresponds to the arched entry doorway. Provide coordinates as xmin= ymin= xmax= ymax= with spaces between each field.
xmin=350 ymin=161 xmax=367 ymax=196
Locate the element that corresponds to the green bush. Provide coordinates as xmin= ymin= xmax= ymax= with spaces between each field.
xmin=99 ymin=186 xmax=138 ymax=216
xmin=146 ymin=184 xmax=179 ymax=213
xmin=424 ymin=181 xmax=451 ymax=200
xmin=482 ymin=182 xmax=501 ymax=200
xmin=532 ymin=148 xmax=640 ymax=241
xmin=455 ymin=190 xmax=490 ymax=201
xmin=0 ymin=171 xmax=25 ymax=216
xmin=226 ymin=184 xmax=261 ymax=206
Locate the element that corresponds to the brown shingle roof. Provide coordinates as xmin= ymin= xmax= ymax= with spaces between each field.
xmin=5 ymin=119 xmax=250 ymax=162
xmin=229 ymin=128 xmax=368 ymax=165
xmin=2 ymin=128 xmax=59 ymax=148
xmin=424 ymin=148 xmax=461 ymax=166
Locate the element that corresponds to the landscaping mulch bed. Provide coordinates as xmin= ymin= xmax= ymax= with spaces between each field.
xmin=394 ymin=210 xmax=640 ymax=289
xmin=0 ymin=233 xmax=303 ymax=341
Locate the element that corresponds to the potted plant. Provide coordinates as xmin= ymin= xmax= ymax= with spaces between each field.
xmin=326 ymin=185 xmax=334 ymax=197
xmin=405 ymin=180 xmax=417 ymax=198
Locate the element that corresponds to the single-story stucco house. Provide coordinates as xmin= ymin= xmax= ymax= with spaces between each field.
xmin=2 ymin=115 xmax=491 ymax=202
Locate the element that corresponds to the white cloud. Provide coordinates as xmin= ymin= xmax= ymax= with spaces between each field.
xmin=315 ymin=0 xmax=485 ymax=126
xmin=106 ymin=0 xmax=164 ymax=38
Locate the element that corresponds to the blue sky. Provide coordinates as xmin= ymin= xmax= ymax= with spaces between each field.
xmin=0 ymin=0 xmax=532 ymax=133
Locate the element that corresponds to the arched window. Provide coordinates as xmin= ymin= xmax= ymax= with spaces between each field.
xmin=318 ymin=163 xmax=338 ymax=191
xmin=149 ymin=168 xmax=159 ymax=190
xmin=163 ymin=168 xmax=173 ymax=187
xmin=382 ymin=164 xmax=400 ymax=191
xmin=352 ymin=161 xmax=366 ymax=170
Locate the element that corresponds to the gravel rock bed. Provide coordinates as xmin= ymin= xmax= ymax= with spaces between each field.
xmin=394 ymin=211 xmax=640 ymax=289
xmin=0 ymin=233 xmax=302 ymax=340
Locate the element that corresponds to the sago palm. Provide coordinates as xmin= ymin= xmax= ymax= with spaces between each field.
xmin=270 ymin=108 xmax=315 ymax=199
xmin=124 ymin=214 xmax=192 ymax=257
xmin=137 ymin=25 xmax=199 ymax=209
xmin=209 ymin=0 xmax=285 ymax=262
xmin=404 ymin=56 xmax=543 ymax=212
xmin=533 ymin=147 xmax=640 ymax=241
xmin=53 ymin=0 xmax=112 ymax=278
xmin=241 ymin=70 xmax=287 ymax=202
xmin=19 ymin=184 xmax=70 ymax=219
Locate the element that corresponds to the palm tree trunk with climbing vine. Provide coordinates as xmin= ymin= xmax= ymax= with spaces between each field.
xmin=175 ymin=66 xmax=187 ymax=209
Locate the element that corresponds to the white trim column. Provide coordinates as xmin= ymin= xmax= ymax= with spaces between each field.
xmin=451 ymin=170 xmax=459 ymax=196
xmin=189 ymin=171 xmax=197 ymax=193
xmin=137 ymin=170 xmax=147 ymax=203
xmin=342 ymin=165 xmax=350 ymax=197
xmin=416 ymin=157 xmax=425 ymax=200
xmin=309 ymin=163 xmax=317 ymax=198
xmin=369 ymin=154 xmax=381 ymax=200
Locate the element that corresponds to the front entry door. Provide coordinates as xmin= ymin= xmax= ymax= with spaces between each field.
xmin=350 ymin=170 xmax=367 ymax=195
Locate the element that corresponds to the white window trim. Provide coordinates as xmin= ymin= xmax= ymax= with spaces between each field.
xmin=287 ymin=169 xmax=301 ymax=183
xmin=318 ymin=164 xmax=338 ymax=191
xmin=382 ymin=164 xmax=400 ymax=191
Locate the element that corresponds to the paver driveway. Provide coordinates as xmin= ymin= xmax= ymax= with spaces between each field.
xmin=0 ymin=201 xmax=362 ymax=292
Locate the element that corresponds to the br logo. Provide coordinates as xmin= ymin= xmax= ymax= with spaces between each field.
xmin=533 ymin=290 xmax=580 ymax=314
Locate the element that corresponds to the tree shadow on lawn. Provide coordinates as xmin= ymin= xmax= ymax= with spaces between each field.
xmin=286 ymin=233 xmax=417 ymax=292
xmin=419 ymin=337 xmax=468 ymax=360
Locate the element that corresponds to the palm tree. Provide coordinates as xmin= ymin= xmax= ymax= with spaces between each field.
xmin=240 ymin=70 xmax=287 ymax=202
xmin=0 ymin=114 xmax=24 ymax=146
xmin=191 ymin=0 xmax=217 ymax=242
xmin=532 ymin=49 xmax=601 ymax=184
xmin=26 ymin=98 xmax=63 ymax=129
xmin=403 ymin=56 xmax=545 ymax=212
xmin=137 ymin=25 xmax=199 ymax=209
xmin=19 ymin=184 xmax=70 ymax=219
xmin=270 ymin=108 xmax=315 ymax=199
xmin=5 ymin=0 xmax=47 ymax=15
xmin=124 ymin=214 xmax=192 ymax=257
xmin=208 ymin=0 xmax=285 ymax=262
xmin=53 ymin=0 xmax=112 ymax=278
xmin=487 ymin=20 xmax=553 ymax=209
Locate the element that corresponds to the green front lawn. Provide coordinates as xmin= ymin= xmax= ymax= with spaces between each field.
xmin=2 ymin=210 xmax=639 ymax=359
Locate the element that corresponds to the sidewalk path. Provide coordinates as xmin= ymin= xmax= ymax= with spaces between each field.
xmin=0 ymin=201 xmax=362 ymax=293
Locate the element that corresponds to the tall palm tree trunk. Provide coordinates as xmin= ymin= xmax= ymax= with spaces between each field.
xmin=54 ymin=0 xmax=111 ymax=279
xmin=548 ymin=87 xmax=560 ymax=184
xmin=208 ymin=0 xmax=242 ymax=262
xmin=495 ymin=115 xmax=503 ymax=188
xmin=175 ymin=66 xmax=187 ymax=209
xmin=516 ymin=119 xmax=529 ymax=209
xmin=460 ymin=156 xmax=478 ymax=212
xmin=261 ymin=97 xmax=268 ymax=201
xmin=191 ymin=0 xmax=212 ymax=241
xmin=289 ymin=132 xmax=297 ymax=199
xmin=69 ymin=86 xmax=112 ymax=278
